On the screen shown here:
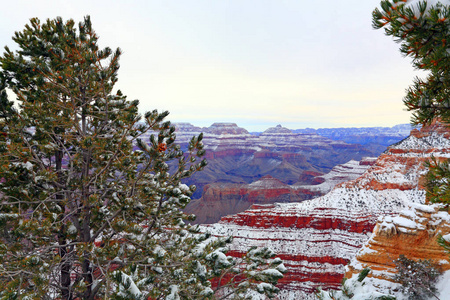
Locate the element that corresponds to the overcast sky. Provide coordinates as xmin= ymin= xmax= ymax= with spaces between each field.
xmin=1 ymin=0 xmax=423 ymax=131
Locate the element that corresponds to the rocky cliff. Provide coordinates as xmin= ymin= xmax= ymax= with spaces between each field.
xmin=342 ymin=202 xmax=450 ymax=298
xmin=202 ymin=122 xmax=450 ymax=299
xmin=141 ymin=122 xmax=405 ymax=223
xmin=167 ymin=123 xmax=378 ymax=198
xmin=187 ymin=159 xmax=375 ymax=224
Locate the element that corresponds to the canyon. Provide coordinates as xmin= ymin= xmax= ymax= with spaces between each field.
xmin=186 ymin=158 xmax=376 ymax=224
xmin=172 ymin=123 xmax=384 ymax=197
xmin=160 ymin=122 xmax=407 ymax=222
xmin=201 ymin=122 xmax=450 ymax=299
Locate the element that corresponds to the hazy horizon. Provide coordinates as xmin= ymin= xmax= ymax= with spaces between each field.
xmin=1 ymin=0 xmax=423 ymax=131
xmin=170 ymin=120 xmax=413 ymax=132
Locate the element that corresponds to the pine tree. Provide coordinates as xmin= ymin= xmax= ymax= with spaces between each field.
xmin=316 ymin=1 xmax=450 ymax=298
xmin=425 ymin=157 xmax=450 ymax=205
xmin=373 ymin=0 xmax=450 ymax=263
xmin=373 ymin=0 xmax=450 ymax=126
xmin=0 ymin=16 xmax=285 ymax=299
xmin=372 ymin=2 xmax=449 ymax=299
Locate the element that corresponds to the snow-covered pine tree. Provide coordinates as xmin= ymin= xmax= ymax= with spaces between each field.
xmin=316 ymin=1 xmax=450 ymax=298
xmin=0 ymin=16 xmax=285 ymax=299
xmin=373 ymin=0 xmax=450 ymax=272
xmin=315 ymin=268 xmax=396 ymax=300
xmin=373 ymin=0 xmax=450 ymax=126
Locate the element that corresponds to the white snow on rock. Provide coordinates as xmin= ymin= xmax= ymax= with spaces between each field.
xmin=295 ymin=159 xmax=373 ymax=194
xmin=345 ymin=201 xmax=450 ymax=298
xmin=201 ymin=125 xmax=450 ymax=299
xmin=436 ymin=269 xmax=450 ymax=299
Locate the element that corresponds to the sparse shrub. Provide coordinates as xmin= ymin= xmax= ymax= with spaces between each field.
xmin=393 ymin=255 xmax=442 ymax=300
xmin=316 ymin=268 xmax=396 ymax=300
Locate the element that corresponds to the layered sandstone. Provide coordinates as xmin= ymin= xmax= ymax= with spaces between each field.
xmin=187 ymin=159 xmax=374 ymax=224
xmin=170 ymin=123 xmax=377 ymax=198
xmin=186 ymin=176 xmax=319 ymax=224
xmin=344 ymin=203 xmax=450 ymax=298
xmin=203 ymin=122 xmax=450 ymax=299
xmin=297 ymin=158 xmax=376 ymax=194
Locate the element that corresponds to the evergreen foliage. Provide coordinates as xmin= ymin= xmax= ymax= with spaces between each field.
xmin=393 ymin=255 xmax=442 ymax=299
xmin=373 ymin=0 xmax=450 ymax=126
xmin=438 ymin=233 xmax=450 ymax=254
xmin=318 ymin=1 xmax=450 ymax=298
xmin=373 ymin=0 xmax=450 ymax=283
xmin=373 ymin=0 xmax=450 ymax=204
xmin=315 ymin=268 xmax=396 ymax=300
xmin=373 ymin=2 xmax=448 ymax=299
xmin=0 ymin=16 xmax=285 ymax=299
xmin=425 ymin=156 xmax=450 ymax=205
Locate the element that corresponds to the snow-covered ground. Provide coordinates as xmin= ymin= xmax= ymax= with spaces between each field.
xmin=202 ymin=124 xmax=450 ymax=299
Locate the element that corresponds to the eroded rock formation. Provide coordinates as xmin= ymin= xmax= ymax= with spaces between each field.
xmin=187 ymin=159 xmax=374 ymax=224
xmin=202 ymin=122 xmax=450 ymax=299
xmin=168 ymin=123 xmax=378 ymax=198
xmin=344 ymin=202 xmax=450 ymax=298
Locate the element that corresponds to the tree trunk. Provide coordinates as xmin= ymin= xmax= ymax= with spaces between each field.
xmin=56 ymin=149 xmax=72 ymax=300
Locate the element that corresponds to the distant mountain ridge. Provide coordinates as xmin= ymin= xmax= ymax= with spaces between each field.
xmin=293 ymin=124 xmax=414 ymax=154
xmin=171 ymin=122 xmax=413 ymax=156
xmin=140 ymin=122 xmax=410 ymax=223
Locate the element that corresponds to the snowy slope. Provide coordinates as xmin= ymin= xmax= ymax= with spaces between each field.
xmin=202 ymin=122 xmax=450 ymax=299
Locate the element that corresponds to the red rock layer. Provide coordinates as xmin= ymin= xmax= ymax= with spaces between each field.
xmin=187 ymin=159 xmax=372 ymax=224
xmin=203 ymin=122 xmax=450 ymax=299
xmin=220 ymin=207 xmax=375 ymax=234
xmin=346 ymin=203 xmax=450 ymax=286
xmin=206 ymin=205 xmax=378 ymax=298
xmin=186 ymin=176 xmax=323 ymax=224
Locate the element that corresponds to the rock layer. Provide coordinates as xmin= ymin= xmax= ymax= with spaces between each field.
xmin=187 ymin=159 xmax=374 ymax=224
xmin=344 ymin=203 xmax=450 ymax=298
xmin=203 ymin=122 xmax=450 ymax=299
xmin=168 ymin=123 xmax=378 ymax=199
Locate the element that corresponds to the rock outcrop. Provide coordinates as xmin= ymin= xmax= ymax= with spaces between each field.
xmin=187 ymin=159 xmax=375 ymax=224
xmin=170 ymin=123 xmax=382 ymax=224
xmin=298 ymin=158 xmax=377 ymax=194
xmin=202 ymin=122 xmax=450 ymax=299
xmin=167 ymin=123 xmax=378 ymax=198
xmin=343 ymin=202 xmax=450 ymax=298
xmin=141 ymin=122 xmax=409 ymax=225
xmin=186 ymin=175 xmax=319 ymax=225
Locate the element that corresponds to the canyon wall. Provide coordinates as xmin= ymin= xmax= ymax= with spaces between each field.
xmin=187 ymin=159 xmax=375 ymax=224
xmin=169 ymin=123 xmax=380 ymax=221
xmin=343 ymin=201 xmax=450 ymax=298
xmin=168 ymin=123 xmax=378 ymax=198
xmin=203 ymin=122 xmax=450 ymax=299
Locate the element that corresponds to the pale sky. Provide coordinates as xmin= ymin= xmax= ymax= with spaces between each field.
xmin=1 ymin=0 xmax=423 ymax=131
